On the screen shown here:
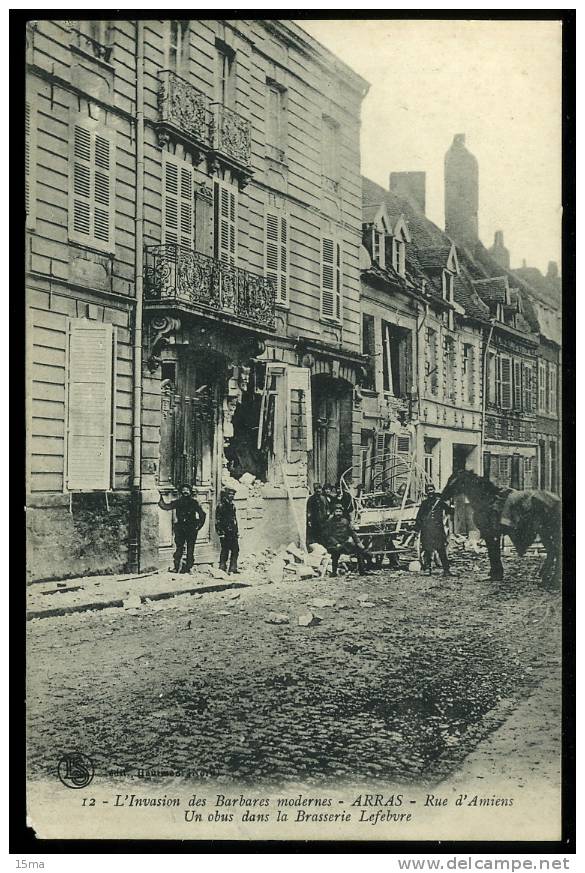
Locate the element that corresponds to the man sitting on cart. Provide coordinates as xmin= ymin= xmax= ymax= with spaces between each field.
xmin=323 ymin=504 xmax=373 ymax=577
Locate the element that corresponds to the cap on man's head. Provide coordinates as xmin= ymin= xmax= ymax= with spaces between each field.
xmin=181 ymin=483 xmax=192 ymax=491
xmin=224 ymin=486 xmax=236 ymax=494
xmin=425 ymin=483 xmax=436 ymax=492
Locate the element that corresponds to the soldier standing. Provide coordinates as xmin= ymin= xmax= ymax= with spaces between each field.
xmin=414 ymin=484 xmax=454 ymax=575
xmin=159 ymin=484 xmax=207 ymax=574
xmin=215 ymin=487 xmax=239 ymax=574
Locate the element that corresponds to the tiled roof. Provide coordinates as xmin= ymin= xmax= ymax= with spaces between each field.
xmin=472 ymin=276 xmax=509 ymax=303
xmin=362 ymin=203 xmax=381 ymax=225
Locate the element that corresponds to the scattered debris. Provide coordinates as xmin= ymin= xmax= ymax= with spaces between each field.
xmin=264 ymin=613 xmax=290 ymax=625
xmin=408 ymin=560 xmax=422 ymax=572
xmin=298 ymin=612 xmax=321 ymax=627
xmin=359 ymin=601 xmax=376 ymax=608
xmin=122 ymin=595 xmax=141 ymax=610
xmin=310 ymin=598 xmax=336 ymax=609
xmin=209 ymin=567 xmax=229 ymax=580
xmin=227 ymin=592 xmax=241 ymax=600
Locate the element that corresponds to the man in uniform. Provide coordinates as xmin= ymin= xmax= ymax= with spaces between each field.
xmin=159 ymin=484 xmax=207 ymax=574
xmin=306 ymin=483 xmax=329 ymax=545
xmin=215 ymin=487 xmax=239 ymax=574
xmin=414 ymin=483 xmax=454 ymax=575
xmin=323 ymin=503 xmax=372 ymax=577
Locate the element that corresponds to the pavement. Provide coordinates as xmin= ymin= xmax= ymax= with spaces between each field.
xmin=26 ymin=567 xmax=253 ymax=621
xmin=27 ymin=547 xmax=561 ymax=791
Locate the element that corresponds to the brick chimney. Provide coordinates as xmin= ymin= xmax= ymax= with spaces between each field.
xmin=488 ymin=230 xmax=510 ymax=270
xmin=444 ymin=133 xmax=479 ymax=249
xmin=389 ymin=171 xmax=426 ymax=214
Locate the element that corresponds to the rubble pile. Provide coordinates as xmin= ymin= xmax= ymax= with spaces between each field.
xmin=238 ymin=541 xmax=330 ymax=585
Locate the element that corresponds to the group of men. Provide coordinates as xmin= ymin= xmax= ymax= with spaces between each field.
xmin=159 ymin=479 xmax=453 ymax=579
xmin=306 ymin=481 xmax=453 ymax=577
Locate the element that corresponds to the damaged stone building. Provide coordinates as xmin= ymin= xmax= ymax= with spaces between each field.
xmin=25 ymin=18 xmax=369 ymax=579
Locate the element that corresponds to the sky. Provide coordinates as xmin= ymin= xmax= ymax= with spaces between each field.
xmin=296 ymin=19 xmax=562 ymax=275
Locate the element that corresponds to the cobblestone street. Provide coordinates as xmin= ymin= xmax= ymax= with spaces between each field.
xmin=27 ymin=552 xmax=561 ymax=790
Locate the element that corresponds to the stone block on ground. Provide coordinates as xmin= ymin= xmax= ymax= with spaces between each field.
xmin=264 ymin=612 xmax=290 ymax=625
xmin=266 ymin=558 xmax=285 ymax=584
xmin=294 ymin=565 xmax=315 ymax=579
xmin=286 ymin=545 xmax=306 ymax=563
xmin=310 ymin=598 xmax=336 ymax=608
xmin=122 ymin=595 xmax=141 ymax=610
xmin=308 ymin=543 xmax=328 ymax=556
xmin=298 ymin=612 xmax=321 ymax=627
xmin=408 ymin=560 xmax=422 ymax=572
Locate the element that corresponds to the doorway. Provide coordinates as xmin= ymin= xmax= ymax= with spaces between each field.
xmin=311 ymin=375 xmax=353 ymax=488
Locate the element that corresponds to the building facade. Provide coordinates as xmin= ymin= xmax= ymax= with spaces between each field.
xmin=25 ymin=18 xmax=369 ymax=581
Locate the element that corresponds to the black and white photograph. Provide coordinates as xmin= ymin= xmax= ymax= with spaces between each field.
xmin=22 ymin=14 xmax=571 ymax=845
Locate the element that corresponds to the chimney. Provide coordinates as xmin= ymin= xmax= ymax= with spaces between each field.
xmin=547 ymin=261 xmax=559 ymax=279
xmin=488 ymin=230 xmax=510 ymax=270
xmin=389 ymin=171 xmax=426 ymax=214
xmin=444 ymin=133 xmax=479 ymax=249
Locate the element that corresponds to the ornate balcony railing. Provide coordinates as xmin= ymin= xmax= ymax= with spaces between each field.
xmin=144 ymin=245 xmax=276 ymax=332
xmin=210 ymin=103 xmax=252 ymax=168
xmin=158 ymin=71 xmax=211 ymax=149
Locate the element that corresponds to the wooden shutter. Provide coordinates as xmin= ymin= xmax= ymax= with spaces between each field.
xmin=321 ymin=237 xmax=341 ymax=321
xmin=264 ymin=211 xmax=289 ymax=305
xmin=25 ymin=101 xmax=37 ymax=227
xmin=513 ymin=359 xmax=522 ymax=410
xmin=162 ymin=155 xmax=194 ymax=247
xmin=287 ymin=366 xmax=312 ymax=456
xmin=500 ymin=356 xmax=512 ymax=409
xmin=549 ymin=363 xmax=557 ymax=415
xmin=69 ymin=121 xmax=115 ymax=250
xmin=523 ymin=362 xmax=533 ymax=412
xmin=214 ymin=180 xmax=237 ymax=265
xmin=373 ymin=431 xmax=387 ymax=488
xmin=66 ymin=321 xmax=114 ymax=491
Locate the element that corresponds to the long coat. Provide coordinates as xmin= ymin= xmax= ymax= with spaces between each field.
xmin=414 ymin=495 xmax=451 ymax=552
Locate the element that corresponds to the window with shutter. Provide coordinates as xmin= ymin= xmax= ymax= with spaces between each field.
xmin=66 ymin=321 xmax=114 ymax=491
xmin=499 ymin=355 xmax=512 ymax=409
xmin=362 ymin=314 xmax=376 ymax=390
xmin=69 ymin=120 xmax=115 ymax=252
xmin=287 ymin=367 xmax=312 ymax=455
xmin=321 ymin=236 xmax=341 ymax=321
xmin=162 ymin=155 xmax=194 ymax=248
xmin=549 ymin=362 xmax=558 ymax=416
xmin=538 ymin=360 xmax=547 ymax=413
xmin=214 ymin=180 xmax=237 ymax=265
xmin=513 ymin=359 xmax=522 ymax=410
xmin=264 ymin=210 xmax=289 ymax=305
xmin=523 ymin=362 xmax=534 ymax=412
xmin=25 ymin=100 xmax=37 ymax=228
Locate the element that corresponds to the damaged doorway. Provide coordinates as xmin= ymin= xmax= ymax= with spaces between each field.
xmin=158 ymin=350 xmax=218 ymax=561
xmin=311 ymin=374 xmax=353 ymax=488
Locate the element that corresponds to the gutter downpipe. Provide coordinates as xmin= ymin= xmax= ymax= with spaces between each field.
xmin=480 ymin=318 xmax=496 ymax=477
xmin=130 ymin=20 xmax=145 ymax=570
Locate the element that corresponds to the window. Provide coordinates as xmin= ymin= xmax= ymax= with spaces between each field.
xmin=549 ymin=362 xmax=558 ymax=416
xmin=265 ymin=209 xmax=289 ymax=306
xmin=513 ymin=359 xmax=522 ymax=410
xmin=165 ymin=20 xmax=189 ymax=75
xmin=362 ymin=314 xmax=376 ymax=390
xmin=216 ymin=42 xmax=235 ymax=106
xmin=287 ymin=367 xmax=313 ymax=456
xmin=321 ymin=236 xmax=341 ymax=321
xmin=499 ymin=355 xmax=512 ymax=410
xmin=549 ymin=441 xmax=558 ymax=492
xmin=392 ymin=238 xmax=406 ymax=277
xmin=442 ymin=270 xmax=454 ymax=303
xmin=321 ymin=116 xmax=339 ymax=185
xmin=69 ymin=120 xmax=116 ymax=252
xmin=266 ymin=81 xmax=287 ymax=161
xmin=523 ymin=361 xmax=534 ymax=413
xmin=383 ymin=322 xmax=411 ymax=397
xmin=425 ymin=328 xmax=438 ymax=396
xmin=25 ymin=100 xmax=36 ymax=228
xmin=462 ymin=343 xmax=474 ymax=404
xmin=372 ymin=228 xmax=386 ymax=268
xmin=538 ymin=439 xmax=547 ymax=489
xmin=214 ymin=179 xmax=237 ymax=265
xmin=443 ymin=336 xmax=456 ymax=402
xmin=538 ymin=360 xmax=547 ymax=413
xmin=66 ymin=320 xmax=115 ymax=491
xmin=162 ymin=154 xmax=194 ymax=247
xmin=487 ymin=351 xmax=497 ymax=404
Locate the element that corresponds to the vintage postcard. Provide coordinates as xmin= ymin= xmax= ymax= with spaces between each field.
xmin=24 ymin=15 xmax=568 ymax=843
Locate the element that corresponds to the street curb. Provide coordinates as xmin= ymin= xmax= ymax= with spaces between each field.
xmin=26 ymin=581 xmax=250 ymax=621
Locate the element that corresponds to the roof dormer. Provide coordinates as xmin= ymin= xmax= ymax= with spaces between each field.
xmin=390 ymin=214 xmax=410 ymax=277
xmin=446 ymin=242 xmax=460 ymax=274
xmin=363 ymin=202 xmax=391 ymax=268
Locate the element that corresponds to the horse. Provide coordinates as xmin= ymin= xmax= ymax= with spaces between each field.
xmin=442 ymin=469 xmax=561 ymax=586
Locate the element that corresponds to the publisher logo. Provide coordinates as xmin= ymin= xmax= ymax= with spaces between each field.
xmin=57 ymin=752 xmax=95 ymax=789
